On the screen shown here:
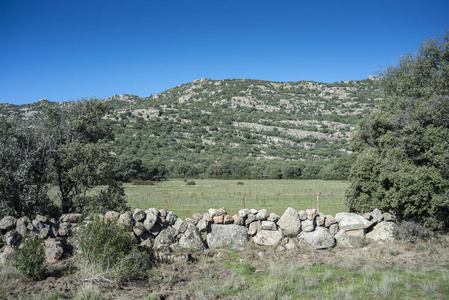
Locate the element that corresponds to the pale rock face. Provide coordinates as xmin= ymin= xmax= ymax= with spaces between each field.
xmin=256 ymin=209 xmax=269 ymax=221
xmin=139 ymin=232 xmax=155 ymax=249
xmin=261 ymin=221 xmax=277 ymax=231
xmin=306 ymin=208 xmax=317 ymax=220
xmin=253 ymin=230 xmax=283 ymax=246
xmin=335 ymin=212 xmax=371 ymax=231
xmin=179 ymin=224 xmax=205 ymax=251
xmin=0 ymin=216 xmax=16 ymax=231
xmin=329 ymin=223 xmax=339 ymax=235
xmin=223 ymin=215 xmax=234 ymax=224
xmin=196 ymin=219 xmax=208 ymax=232
xmin=316 ymin=213 xmax=326 ymax=227
xmin=207 ymin=224 xmax=249 ymax=250
xmin=248 ymin=221 xmax=261 ymax=236
xmin=366 ymin=221 xmax=397 ymax=242
xmin=301 ymin=219 xmax=315 ymax=232
xmin=335 ymin=229 xmax=366 ymax=248
xmin=104 ymin=211 xmax=120 ymax=221
xmin=118 ymin=212 xmax=135 ymax=226
xmin=245 ymin=214 xmax=257 ymax=226
xmin=173 ymin=218 xmax=188 ymax=233
xmin=277 ymin=207 xmax=301 ymax=237
xmin=371 ymin=209 xmax=384 ymax=224
xmin=154 ymin=226 xmax=178 ymax=248
xmin=44 ymin=239 xmax=64 ymax=263
xmin=208 ymin=209 xmax=219 ymax=217
xmin=298 ymin=210 xmax=307 ymax=221
xmin=297 ymin=227 xmax=335 ymax=249
xmin=267 ymin=213 xmax=280 ymax=222
xmin=143 ymin=211 xmax=158 ymax=231
xmin=325 ymin=215 xmax=336 ymax=228
xmin=232 ymin=214 xmax=244 ymax=226
xmin=250 ymin=209 xmax=258 ymax=215
xmin=133 ymin=209 xmax=147 ymax=222
xmin=238 ymin=209 xmax=250 ymax=218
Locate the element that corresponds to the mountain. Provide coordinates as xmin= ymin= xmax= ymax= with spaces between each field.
xmin=0 ymin=77 xmax=382 ymax=180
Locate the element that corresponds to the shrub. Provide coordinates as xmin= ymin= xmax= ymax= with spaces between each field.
xmin=395 ymin=220 xmax=433 ymax=243
xmin=186 ymin=180 xmax=196 ymax=186
xmin=13 ymin=234 xmax=46 ymax=280
xmin=237 ymin=182 xmax=244 ymax=185
xmin=74 ymin=216 xmax=150 ymax=284
xmin=131 ymin=179 xmax=154 ymax=186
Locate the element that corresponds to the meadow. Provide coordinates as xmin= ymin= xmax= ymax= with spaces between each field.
xmin=124 ymin=179 xmax=349 ymax=219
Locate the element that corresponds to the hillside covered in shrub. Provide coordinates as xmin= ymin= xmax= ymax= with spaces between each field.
xmin=0 ymin=78 xmax=381 ymax=181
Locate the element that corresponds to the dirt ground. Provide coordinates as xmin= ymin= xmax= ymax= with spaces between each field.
xmin=1 ymin=238 xmax=448 ymax=300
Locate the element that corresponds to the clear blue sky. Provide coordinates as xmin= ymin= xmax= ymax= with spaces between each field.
xmin=1 ymin=0 xmax=448 ymax=105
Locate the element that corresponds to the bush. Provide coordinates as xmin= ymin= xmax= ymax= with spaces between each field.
xmin=186 ymin=180 xmax=196 ymax=186
xmin=395 ymin=221 xmax=433 ymax=243
xmin=74 ymin=216 xmax=150 ymax=284
xmin=13 ymin=234 xmax=46 ymax=280
xmin=131 ymin=179 xmax=154 ymax=186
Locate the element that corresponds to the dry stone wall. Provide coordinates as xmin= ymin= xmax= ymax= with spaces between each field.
xmin=0 ymin=207 xmax=397 ymax=264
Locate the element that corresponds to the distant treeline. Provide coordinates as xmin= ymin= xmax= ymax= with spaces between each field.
xmin=113 ymin=154 xmax=356 ymax=182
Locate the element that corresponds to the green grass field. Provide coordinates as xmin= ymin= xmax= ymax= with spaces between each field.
xmin=125 ymin=179 xmax=349 ymax=219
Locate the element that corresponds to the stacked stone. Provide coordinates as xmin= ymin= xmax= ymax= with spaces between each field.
xmin=0 ymin=207 xmax=399 ymax=265
xmin=129 ymin=208 xmax=205 ymax=257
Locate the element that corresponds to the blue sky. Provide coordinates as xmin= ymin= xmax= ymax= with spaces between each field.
xmin=1 ymin=0 xmax=448 ymax=105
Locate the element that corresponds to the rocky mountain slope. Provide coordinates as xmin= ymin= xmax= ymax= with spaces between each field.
xmin=0 ymin=77 xmax=381 ymax=179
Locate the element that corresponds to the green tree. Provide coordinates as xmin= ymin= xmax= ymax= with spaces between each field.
xmin=346 ymin=31 xmax=449 ymax=229
xmin=0 ymin=118 xmax=57 ymax=219
xmin=44 ymin=99 xmax=126 ymax=214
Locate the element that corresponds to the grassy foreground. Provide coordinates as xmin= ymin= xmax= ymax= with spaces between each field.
xmin=124 ymin=179 xmax=348 ymax=219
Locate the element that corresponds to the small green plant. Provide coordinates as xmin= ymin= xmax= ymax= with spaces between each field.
xmin=186 ymin=180 xmax=196 ymax=186
xmin=75 ymin=216 xmax=150 ymax=284
xmin=13 ymin=234 xmax=46 ymax=280
xmin=389 ymin=249 xmax=399 ymax=256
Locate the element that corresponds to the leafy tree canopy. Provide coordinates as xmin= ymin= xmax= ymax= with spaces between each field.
xmin=347 ymin=31 xmax=449 ymax=229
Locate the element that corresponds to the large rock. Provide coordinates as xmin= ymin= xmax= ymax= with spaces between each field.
xmin=16 ymin=218 xmax=28 ymax=236
xmin=335 ymin=229 xmax=366 ymax=248
xmin=207 ymin=224 xmax=249 ymax=250
xmin=239 ymin=209 xmax=250 ymax=217
xmin=139 ymin=232 xmax=155 ymax=249
xmin=232 ymin=214 xmax=244 ymax=226
xmin=301 ymin=219 xmax=315 ymax=232
xmin=298 ymin=210 xmax=307 ymax=221
xmin=248 ymin=220 xmax=261 ymax=236
xmin=324 ymin=215 xmax=336 ymax=228
xmin=118 ymin=212 xmax=135 ymax=226
xmin=335 ymin=213 xmax=371 ymax=231
xmin=5 ymin=229 xmax=21 ymax=246
xmin=253 ymin=230 xmax=283 ymax=246
xmin=179 ymin=224 xmax=205 ymax=251
xmin=60 ymin=213 xmax=83 ymax=223
xmin=245 ymin=214 xmax=257 ymax=226
xmin=133 ymin=209 xmax=147 ymax=222
xmin=366 ymin=221 xmax=397 ymax=242
xmin=277 ymin=207 xmax=301 ymax=237
xmin=44 ymin=239 xmax=65 ymax=263
xmin=196 ymin=219 xmax=208 ymax=232
xmin=297 ymin=227 xmax=335 ymax=249
xmin=261 ymin=221 xmax=277 ymax=231
xmin=154 ymin=226 xmax=178 ymax=248
xmin=0 ymin=216 xmax=16 ymax=231
xmin=173 ymin=218 xmax=188 ymax=233
xmin=104 ymin=211 xmax=120 ymax=221
xmin=256 ymin=209 xmax=269 ymax=220
xmin=143 ymin=211 xmax=158 ymax=231
xmin=371 ymin=209 xmax=384 ymax=224
xmin=267 ymin=213 xmax=280 ymax=222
